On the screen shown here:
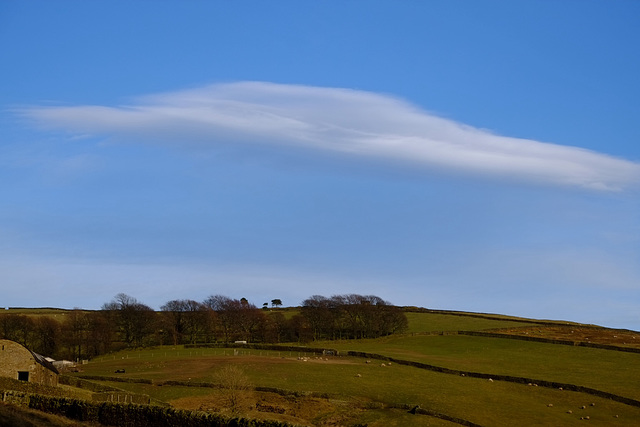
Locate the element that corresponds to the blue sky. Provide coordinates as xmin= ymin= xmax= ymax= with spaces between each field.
xmin=1 ymin=1 xmax=639 ymax=329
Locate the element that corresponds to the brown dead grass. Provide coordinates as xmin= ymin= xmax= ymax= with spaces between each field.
xmin=0 ymin=402 xmax=99 ymax=427
xmin=126 ymin=355 xmax=359 ymax=383
xmin=497 ymin=326 xmax=640 ymax=348
xmin=169 ymin=390 xmax=356 ymax=426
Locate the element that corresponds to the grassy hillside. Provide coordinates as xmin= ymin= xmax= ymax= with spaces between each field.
xmin=49 ymin=309 xmax=639 ymax=426
xmin=403 ymin=311 xmax=543 ymax=332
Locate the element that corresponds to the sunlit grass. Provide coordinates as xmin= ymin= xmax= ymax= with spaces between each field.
xmin=403 ymin=312 xmax=542 ymax=333
xmin=58 ymin=311 xmax=640 ymax=426
xmin=78 ymin=349 xmax=640 ymax=426
xmin=318 ymin=334 xmax=640 ymax=399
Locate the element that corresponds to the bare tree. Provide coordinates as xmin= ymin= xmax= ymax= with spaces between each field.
xmin=85 ymin=311 xmax=113 ymax=357
xmin=32 ymin=316 xmax=60 ymax=357
xmin=0 ymin=314 xmax=34 ymax=347
xmin=62 ymin=309 xmax=89 ymax=361
xmin=102 ymin=293 xmax=156 ymax=347
xmin=203 ymin=295 xmax=235 ymax=342
xmin=203 ymin=295 xmax=264 ymax=342
xmin=214 ymin=364 xmax=252 ymax=415
xmin=301 ymin=295 xmax=335 ymax=340
xmin=264 ymin=311 xmax=287 ymax=343
xmin=161 ymin=299 xmax=188 ymax=345
xmin=288 ymin=314 xmax=313 ymax=343
xmin=301 ymin=294 xmax=408 ymax=340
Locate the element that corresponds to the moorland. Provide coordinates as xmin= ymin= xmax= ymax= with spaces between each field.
xmin=1 ymin=298 xmax=639 ymax=426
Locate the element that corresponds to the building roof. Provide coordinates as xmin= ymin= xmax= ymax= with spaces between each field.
xmin=1 ymin=339 xmax=59 ymax=375
xmin=30 ymin=350 xmax=60 ymax=375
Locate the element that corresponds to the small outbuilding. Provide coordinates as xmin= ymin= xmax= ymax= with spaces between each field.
xmin=0 ymin=339 xmax=59 ymax=386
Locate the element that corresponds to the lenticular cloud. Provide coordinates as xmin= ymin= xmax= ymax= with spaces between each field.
xmin=22 ymin=81 xmax=640 ymax=191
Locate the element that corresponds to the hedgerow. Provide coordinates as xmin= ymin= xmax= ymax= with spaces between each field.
xmin=3 ymin=391 xmax=295 ymax=427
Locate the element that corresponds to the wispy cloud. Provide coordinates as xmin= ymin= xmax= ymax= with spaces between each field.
xmin=20 ymin=81 xmax=640 ymax=191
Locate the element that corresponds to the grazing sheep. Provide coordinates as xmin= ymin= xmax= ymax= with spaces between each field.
xmin=381 ymin=363 xmax=386 ymax=367
xmin=355 ymin=373 xmax=361 ymax=377
xmin=547 ymin=404 xmax=553 ymax=407
xmin=567 ymin=410 xmax=573 ymax=414
xmin=488 ymin=378 xmax=493 ymax=382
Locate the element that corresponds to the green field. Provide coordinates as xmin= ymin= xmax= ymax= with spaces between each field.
xmin=319 ymin=334 xmax=640 ymax=399
xmin=56 ymin=310 xmax=640 ymax=426
xmin=402 ymin=311 xmax=543 ymax=333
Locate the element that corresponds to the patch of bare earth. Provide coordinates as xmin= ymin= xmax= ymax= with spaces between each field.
xmin=496 ymin=326 xmax=640 ymax=348
xmin=170 ymin=390 xmax=361 ymax=426
xmin=135 ymin=355 xmax=358 ymax=382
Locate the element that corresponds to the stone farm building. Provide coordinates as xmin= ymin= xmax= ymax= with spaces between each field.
xmin=0 ymin=339 xmax=59 ymax=386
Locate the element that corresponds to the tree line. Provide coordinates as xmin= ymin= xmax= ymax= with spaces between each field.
xmin=0 ymin=293 xmax=407 ymax=361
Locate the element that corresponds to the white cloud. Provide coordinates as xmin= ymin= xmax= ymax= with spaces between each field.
xmin=20 ymin=81 xmax=640 ymax=191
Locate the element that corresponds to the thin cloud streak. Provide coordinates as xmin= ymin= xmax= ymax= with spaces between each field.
xmin=21 ymin=81 xmax=640 ymax=191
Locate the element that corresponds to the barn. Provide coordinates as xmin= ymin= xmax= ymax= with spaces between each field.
xmin=0 ymin=339 xmax=59 ymax=386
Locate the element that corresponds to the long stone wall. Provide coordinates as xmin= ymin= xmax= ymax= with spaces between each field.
xmin=345 ymin=350 xmax=640 ymax=408
xmin=458 ymin=330 xmax=640 ymax=353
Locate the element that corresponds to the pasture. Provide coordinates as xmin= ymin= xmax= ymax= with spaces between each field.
xmin=66 ymin=311 xmax=640 ymax=426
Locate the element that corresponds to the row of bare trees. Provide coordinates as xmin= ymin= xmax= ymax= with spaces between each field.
xmin=301 ymin=294 xmax=408 ymax=340
xmin=0 ymin=293 xmax=407 ymax=360
xmin=0 ymin=310 xmax=111 ymax=362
